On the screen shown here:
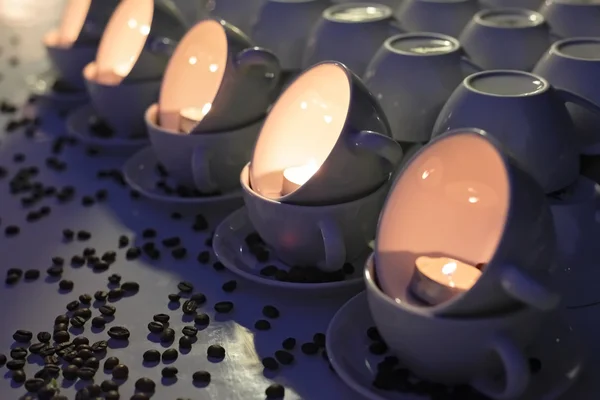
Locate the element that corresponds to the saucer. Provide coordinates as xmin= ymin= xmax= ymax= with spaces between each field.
xmin=67 ymin=105 xmax=149 ymax=150
xmin=212 ymin=207 xmax=365 ymax=294
xmin=26 ymin=71 xmax=88 ymax=105
xmin=123 ymin=147 xmax=243 ymax=204
xmin=326 ymin=292 xmax=584 ymax=400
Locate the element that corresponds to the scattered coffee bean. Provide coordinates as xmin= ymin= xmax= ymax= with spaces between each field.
xmin=126 ymin=247 xmax=141 ymax=260
xmin=142 ymin=228 xmax=156 ymax=238
xmin=74 ymin=308 xmax=92 ymax=320
xmin=59 ymin=279 xmax=74 ymax=291
xmin=177 ymin=281 xmax=194 ymax=293
xmin=182 ymin=325 xmax=198 ymax=337
xmin=148 ymin=321 xmax=164 ymax=334
xmin=12 ymin=369 xmax=26 ymax=383
xmin=108 ymin=288 xmax=124 ymax=300
xmin=313 ymin=333 xmax=326 ymax=347
xmin=153 ymin=313 xmax=170 ymax=323
xmin=94 ymin=290 xmax=108 ymax=301
xmin=99 ymin=305 xmax=116 ymax=316
xmin=107 ymin=326 xmax=130 ymax=341
xmin=222 ymin=280 xmax=237 ymax=292
xmin=162 ymin=365 xmax=178 ymax=378
xmin=207 ymin=344 xmax=225 ymax=359
xmin=101 ymin=379 xmax=119 ymax=392
xmin=275 ymin=350 xmax=295 ymax=365
xmin=179 ymin=336 xmax=193 ymax=349
xmin=13 ymin=329 xmax=33 ymax=343
xmin=172 ymin=247 xmax=187 ymax=259
xmin=213 ymin=261 xmax=225 ymax=271
xmin=162 ymin=237 xmax=180 ymax=248
xmin=168 ymin=293 xmax=181 ymax=302
xmin=255 ymin=320 xmax=271 ymax=331
xmin=63 ymin=364 xmax=78 ymax=380
xmin=143 ymin=349 xmax=160 ymax=362
xmin=10 ymin=347 xmax=27 ymax=359
xmin=135 ymin=377 xmax=156 ymax=392
xmin=24 ymin=378 xmax=45 ymax=392
xmin=214 ymin=301 xmax=234 ymax=313
xmin=282 ymin=337 xmax=296 ymax=350
xmin=195 ymin=313 xmax=210 ymax=326
xmin=121 ymin=281 xmax=139 ymax=293
xmin=190 ymin=292 xmax=207 ymax=304
xmin=301 ymin=342 xmax=319 ymax=355
xmin=77 ymin=367 xmax=96 ymax=380
xmin=108 ymin=274 xmax=121 ymax=284
xmin=112 ymin=364 xmax=129 ymax=379
xmin=182 ymin=300 xmax=198 ymax=315
xmin=162 ymin=348 xmax=178 ymax=361
xmin=118 ymin=235 xmax=129 ymax=247
xmin=77 ymin=230 xmax=91 ymax=240
xmin=24 ymin=269 xmax=40 ymax=280
xmin=262 ymin=305 xmax=280 ymax=319
xmin=66 ymin=300 xmax=79 ymax=311
xmin=104 ymin=356 xmax=119 ymax=370
xmin=192 ymin=370 xmax=211 ymax=384
xmin=37 ymin=331 xmax=51 ymax=343
xmin=160 ymin=328 xmax=175 ymax=343
xmin=266 ymin=383 xmax=285 ymax=399
xmin=84 ymin=357 xmax=99 ymax=369
xmin=262 ymin=357 xmax=279 ymax=370
xmin=29 ymin=343 xmax=46 ymax=355
xmin=0 ymin=354 xmax=6 ymax=367
xmin=91 ymin=316 xmax=107 ymax=328
xmin=367 ymin=326 xmax=381 ymax=341
xmin=79 ymin=293 xmax=92 ymax=304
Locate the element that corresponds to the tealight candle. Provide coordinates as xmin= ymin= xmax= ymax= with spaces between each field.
xmin=410 ymin=256 xmax=482 ymax=306
xmin=179 ymin=104 xmax=212 ymax=133
xmin=281 ymin=160 xmax=320 ymax=195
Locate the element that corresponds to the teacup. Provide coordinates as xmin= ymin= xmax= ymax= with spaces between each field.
xmin=540 ymin=0 xmax=600 ymax=39
xmin=432 ymin=70 xmax=600 ymax=193
xmin=209 ymin=0 xmax=266 ymax=35
xmin=169 ymin=0 xmax=212 ymax=27
xmin=394 ymin=0 xmax=480 ymax=38
xmin=94 ymin=0 xmax=187 ymax=86
xmin=242 ymin=164 xmax=388 ymax=272
xmin=250 ymin=61 xmax=402 ymax=206
xmin=84 ymin=62 xmax=160 ymax=137
xmin=56 ymin=0 xmax=120 ymax=46
xmin=333 ymin=0 xmax=403 ymax=7
xmin=376 ymin=128 xmax=560 ymax=317
xmin=251 ymin=0 xmax=330 ymax=72
xmin=459 ymin=8 xmax=551 ymax=71
xmin=146 ymin=104 xmax=262 ymax=193
xmin=533 ymin=38 xmax=600 ymax=154
xmin=159 ymin=18 xmax=281 ymax=134
xmin=43 ymin=30 xmax=97 ymax=90
xmin=364 ymin=33 xmax=472 ymax=143
xmin=302 ymin=2 xmax=403 ymax=76
xmin=479 ymin=0 xmax=543 ymax=9
xmin=365 ymin=254 xmax=549 ymax=399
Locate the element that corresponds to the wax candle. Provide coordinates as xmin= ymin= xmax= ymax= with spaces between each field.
xmin=281 ymin=160 xmax=320 ymax=195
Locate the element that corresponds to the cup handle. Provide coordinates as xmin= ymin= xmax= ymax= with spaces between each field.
xmin=349 ymin=130 xmax=404 ymax=167
xmin=470 ymin=334 xmax=530 ymax=400
xmin=461 ymin=56 xmax=482 ymax=74
xmin=145 ymin=36 xmax=179 ymax=57
xmin=555 ymin=88 xmax=600 ymax=116
xmin=318 ymin=219 xmax=346 ymax=272
xmin=388 ymin=21 xmax=405 ymax=36
xmin=499 ymin=265 xmax=560 ymax=311
xmin=235 ymin=47 xmax=281 ymax=90
xmin=191 ymin=145 xmax=218 ymax=193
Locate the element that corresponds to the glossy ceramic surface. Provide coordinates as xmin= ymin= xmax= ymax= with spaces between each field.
xmin=533 ymin=38 xmax=600 ymax=153
xmin=58 ymin=0 xmax=120 ymax=46
xmin=84 ymin=62 xmax=160 ymax=137
xmin=377 ymin=129 xmax=558 ymax=317
xmin=213 ymin=207 xmax=366 ymax=294
xmin=303 ymin=2 xmax=402 ymax=75
xmin=329 ymin=290 xmax=584 ymax=400
xmin=43 ymin=30 xmax=97 ymax=89
xmin=540 ymin=0 xmax=600 ymax=39
xmin=242 ymin=164 xmax=389 ymax=272
xmin=147 ymin=104 xmax=262 ymax=193
xmin=364 ymin=33 xmax=468 ymax=143
xmin=433 ymin=70 xmax=581 ymax=193
xmin=250 ymin=61 xmax=400 ymax=206
xmin=209 ymin=0 xmax=265 ymax=35
xmin=159 ymin=18 xmax=280 ymax=133
xmin=251 ymin=0 xmax=330 ymax=71
xmin=394 ymin=0 xmax=480 ymax=38
xmin=459 ymin=8 xmax=551 ymax=71
xmin=479 ymin=0 xmax=543 ymax=9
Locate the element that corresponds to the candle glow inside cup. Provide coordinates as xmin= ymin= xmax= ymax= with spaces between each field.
xmin=179 ymin=104 xmax=213 ymax=133
xmin=57 ymin=0 xmax=92 ymax=48
xmin=281 ymin=160 xmax=320 ymax=195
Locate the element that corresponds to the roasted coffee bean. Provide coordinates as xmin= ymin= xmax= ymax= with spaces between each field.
xmin=214 ymin=301 xmax=234 ymax=313
xmin=301 ymin=342 xmax=319 ymax=355
xmin=63 ymin=229 xmax=74 ymax=240
xmin=107 ymin=326 xmax=130 ymax=341
xmin=24 ymin=378 xmax=45 ymax=392
xmin=5 ymin=273 xmax=19 ymax=285
xmin=222 ymin=280 xmax=237 ymax=292
xmin=162 ymin=237 xmax=180 ymax=248
xmin=126 ymin=247 xmax=141 ymax=260
xmin=367 ymin=326 xmax=381 ymax=341
xmin=54 ymin=323 xmax=68 ymax=332
xmin=118 ymin=235 xmax=129 ymax=247
xmin=196 ymin=251 xmax=211 ymax=264
xmin=83 ymin=247 xmax=96 ymax=257
xmin=12 ymin=369 xmax=26 ymax=383
xmin=108 ymin=274 xmax=121 ymax=284
xmin=172 ymin=247 xmax=187 ymax=259
xmin=147 ymin=321 xmax=164 ymax=334
xmin=74 ymin=388 xmax=90 ymax=400
xmin=313 ymin=333 xmax=326 ymax=347
xmin=162 ymin=348 xmax=178 ymax=361
xmin=99 ymin=305 xmax=116 ymax=316
xmin=13 ymin=329 xmax=33 ymax=342
xmin=37 ymin=331 xmax=51 ymax=343
xmin=0 ymin=354 xmax=6 ymax=367
xmin=107 ymin=288 xmax=124 ymax=300
xmin=195 ymin=313 xmax=210 ymax=325
xmin=66 ymin=300 xmax=79 ymax=311
xmin=101 ymin=379 xmax=119 ymax=392
xmin=70 ymin=316 xmax=86 ymax=328
xmin=10 ymin=347 xmax=28 ymax=359
xmin=78 ymin=349 xmax=93 ymax=360
xmin=255 ymin=320 xmax=271 ymax=331
xmin=160 ymin=328 xmax=175 ymax=343
xmin=207 ymin=344 xmax=225 ymax=359
xmin=192 ymin=370 xmax=211 ymax=384
xmin=103 ymin=356 xmax=119 ymax=370
xmin=142 ymin=228 xmax=156 ymax=238
xmin=275 ymin=350 xmax=294 ymax=365
xmin=143 ymin=349 xmax=160 ymax=362
xmin=55 ymin=314 xmax=69 ymax=325
xmin=194 ymin=214 xmax=208 ymax=230
xmin=77 ymin=366 xmax=96 ymax=380
xmin=77 ymin=230 xmax=91 ymax=240
xmin=102 ymin=251 xmax=117 ymax=263
xmin=135 ymin=377 xmax=156 ymax=392
xmin=266 ymin=383 xmax=285 ymax=399
xmin=28 ymin=342 xmax=46 ymax=354
xmin=79 ymin=293 xmax=92 ymax=304
xmin=43 ymin=364 xmax=60 ymax=375
xmin=72 ymin=357 xmax=84 ymax=367
xmin=262 ymin=357 xmax=279 ymax=371
xmin=91 ymin=340 xmax=108 ymax=353
xmin=74 ymin=307 xmax=92 ymax=319
xmin=112 ymin=364 xmax=129 ymax=379
xmin=168 ymin=293 xmax=180 ymax=302
xmin=84 ymin=357 xmax=99 ymax=369
xmin=213 ymin=261 xmax=225 ymax=271
xmin=63 ymin=365 xmax=78 ymax=380
xmin=24 ymin=269 xmax=40 ymax=280
xmin=182 ymin=326 xmax=198 ymax=337
xmin=5 ymin=225 xmax=20 ymax=236
xmin=71 ymin=255 xmax=85 ymax=266
xmin=94 ymin=290 xmax=108 ymax=301
xmin=153 ymin=313 xmax=169 ymax=323
xmin=179 ymin=336 xmax=193 ymax=349
xmin=93 ymin=261 xmax=110 ymax=272
xmin=182 ymin=300 xmax=198 ymax=315
xmin=190 ymin=292 xmax=207 ymax=304
xmin=73 ymin=337 xmax=89 ymax=346
xmin=87 ymin=384 xmax=102 ymax=396
xmin=121 ymin=281 xmax=139 ymax=293
xmin=262 ymin=305 xmax=280 ymax=319
xmin=162 ymin=366 xmax=178 ymax=378
xmin=54 ymin=331 xmax=70 ymax=343
xmin=177 ymin=281 xmax=194 ymax=293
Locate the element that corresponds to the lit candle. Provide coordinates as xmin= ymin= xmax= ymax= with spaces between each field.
xmin=281 ymin=160 xmax=320 ymax=195
xmin=179 ymin=104 xmax=212 ymax=133
xmin=410 ymin=256 xmax=483 ymax=306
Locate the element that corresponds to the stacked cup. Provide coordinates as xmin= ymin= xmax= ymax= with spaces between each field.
xmin=242 ymin=61 xmax=403 ymax=273
xmin=145 ymin=18 xmax=281 ymax=196
xmin=368 ymin=129 xmax=560 ymax=399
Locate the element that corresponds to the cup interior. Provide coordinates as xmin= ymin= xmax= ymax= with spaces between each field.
xmin=386 ymin=33 xmax=459 ymax=56
xmin=250 ymin=62 xmax=351 ymax=200
xmin=475 ymin=8 xmax=545 ymax=28
xmin=58 ymin=0 xmax=91 ymax=47
xmin=555 ymin=38 xmax=600 ymax=61
xmin=95 ymin=0 xmax=154 ymax=86
xmin=466 ymin=70 xmax=548 ymax=97
xmin=323 ymin=2 xmax=392 ymax=23
xmin=158 ymin=20 xmax=227 ymax=133
xmin=376 ymin=131 xmax=510 ymax=306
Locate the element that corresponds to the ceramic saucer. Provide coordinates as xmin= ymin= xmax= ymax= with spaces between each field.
xmin=326 ymin=292 xmax=584 ymax=400
xmin=67 ymin=104 xmax=149 ymax=151
xmin=213 ymin=207 xmax=365 ymax=295
xmin=123 ymin=147 xmax=243 ymax=204
xmin=26 ymin=71 xmax=87 ymax=105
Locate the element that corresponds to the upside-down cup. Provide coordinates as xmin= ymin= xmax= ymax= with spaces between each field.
xmin=250 ymin=61 xmax=402 ymax=206
xmin=376 ymin=128 xmax=560 ymax=317
xmin=84 ymin=62 xmax=160 ymax=137
xmin=158 ymin=18 xmax=281 ymax=134
xmin=93 ymin=0 xmax=187 ymax=86
xmin=43 ymin=30 xmax=97 ymax=90
xmin=55 ymin=0 xmax=121 ymax=47
xmin=242 ymin=164 xmax=389 ymax=272
xmin=146 ymin=104 xmax=262 ymax=193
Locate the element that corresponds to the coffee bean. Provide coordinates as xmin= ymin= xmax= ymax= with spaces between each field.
xmin=142 ymin=228 xmax=156 ymax=238
xmin=77 ymin=231 xmax=91 ymax=240
xmin=24 ymin=378 xmax=45 ymax=392
xmin=135 ymin=377 xmax=156 ymax=392
xmin=5 ymin=273 xmax=19 ymax=285
xmin=162 ymin=348 xmax=178 ymax=361
xmin=101 ymin=379 xmax=119 ymax=392
xmin=54 ymin=331 xmax=70 ymax=343
xmin=102 ymin=251 xmax=117 ymax=263
xmin=214 ymin=301 xmax=234 ymax=313
xmin=168 ymin=293 xmax=180 ymax=302
xmin=100 ymin=357 xmax=119 ymax=372
xmin=190 ymin=292 xmax=207 ymax=304
xmin=78 ymin=348 xmax=93 ymax=360
xmin=78 ymin=367 xmax=96 ymax=380
xmin=369 ymin=341 xmax=388 ymax=355
xmin=162 ymin=366 xmax=178 ymax=378
xmin=24 ymin=269 xmax=40 ymax=280
xmin=84 ymin=357 xmax=99 ymax=369
xmin=87 ymin=384 xmax=102 ymax=397
xmin=222 ymin=280 xmax=237 ymax=292
xmin=266 ymin=383 xmax=285 ymax=399
xmin=66 ymin=300 xmax=79 ymax=311
xmin=70 ymin=316 xmax=86 ymax=328
xmin=182 ymin=300 xmax=198 ymax=315
xmin=118 ymin=235 xmax=129 ymax=247
xmin=55 ymin=315 xmax=69 ymax=325
xmin=179 ymin=336 xmax=193 ymax=349
xmin=112 ymin=364 xmax=129 ymax=379
xmin=177 ymin=281 xmax=194 ymax=293
xmin=0 ymin=354 xmax=6 ymax=366
xmin=162 ymin=237 xmax=180 ymax=248
xmin=108 ymin=274 xmax=121 ymax=284
xmin=194 ymin=214 xmax=208 ymax=230
xmin=94 ymin=290 xmax=108 ymax=301
xmin=193 ymin=370 xmax=211 ymax=384
xmin=195 ymin=313 xmax=210 ymax=325
xmin=275 ymin=350 xmax=294 ymax=365
xmin=153 ymin=313 xmax=169 ymax=323
xmin=92 ymin=316 xmax=107 ymax=328
xmin=182 ymin=325 xmax=198 ymax=337
xmin=367 ymin=326 xmax=381 ymax=341
xmin=75 ymin=387 xmax=90 ymax=400
xmin=148 ymin=321 xmax=164 ymax=334
xmin=108 ymin=326 xmax=130 ymax=340
xmin=263 ymin=305 xmax=280 ymax=319
xmin=5 ymin=225 xmax=20 ymax=236
xmin=121 ymin=281 xmax=139 ymax=293
xmin=172 ymin=247 xmax=187 ymax=259
xmin=143 ymin=349 xmax=161 ymax=362
xmin=99 ymin=305 xmax=116 ymax=316
xmin=301 ymin=342 xmax=319 ymax=355
xmin=313 ymin=333 xmax=326 ymax=347
xmin=207 ymin=344 xmax=225 ymax=359
xmin=37 ymin=331 xmax=51 ymax=343
xmin=10 ymin=347 xmax=27 ymax=359
xmin=12 ymin=369 xmax=26 ymax=383
xmin=28 ymin=343 xmax=46 ymax=354
xmin=13 ymin=329 xmax=33 ymax=342
xmin=73 ymin=337 xmax=89 ymax=346
xmin=43 ymin=364 xmax=60 ymax=376
xmin=196 ymin=251 xmax=211 ymax=264
xmin=63 ymin=229 xmax=74 ymax=240
xmin=71 ymin=255 xmax=86 ymax=266
xmin=72 ymin=357 xmax=84 ymax=367
xmin=53 ymin=323 xmax=68 ymax=333
xmin=108 ymin=288 xmax=124 ymax=301
xmin=255 ymin=320 xmax=271 ymax=331
xmin=126 ymin=247 xmax=141 ymax=260
xmin=160 ymin=328 xmax=175 ymax=343
xmin=63 ymin=365 xmax=78 ymax=380
xmin=79 ymin=293 xmax=92 ymax=304
xmin=41 ymin=348 xmax=57 ymax=359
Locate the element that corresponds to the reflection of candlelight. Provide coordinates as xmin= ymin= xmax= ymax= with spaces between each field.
xmin=96 ymin=62 xmax=133 ymax=85
xmin=410 ymin=256 xmax=482 ymax=306
xmin=179 ymin=104 xmax=212 ymax=133
xmin=281 ymin=160 xmax=320 ymax=195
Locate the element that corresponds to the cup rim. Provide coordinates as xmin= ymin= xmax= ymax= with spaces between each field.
xmin=546 ymin=175 xmax=599 ymax=206
xmin=549 ymin=0 xmax=600 ymax=5
xmin=551 ymin=37 xmax=600 ymax=62
xmin=322 ymin=2 xmax=393 ymax=24
xmin=474 ymin=8 xmax=546 ymax=29
xmin=384 ymin=33 xmax=461 ymax=57
xmin=83 ymin=61 xmax=161 ymax=88
xmin=464 ymin=70 xmax=550 ymax=98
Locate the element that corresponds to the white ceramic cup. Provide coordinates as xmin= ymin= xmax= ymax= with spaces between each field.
xmin=432 ymin=70 xmax=600 ymax=193
xmin=169 ymin=0 xmax=212 ymax=27
xmin=158 ymin=18 xmax=281 ymax=134
xmin=394 ymin=0 xmax=480 ymax=38
xmin=251 ymin=0 xmax=331 ymax=71
xmin=43 ymin=30 xmax=97 ymax=90
xmin=56 ymin=0 xmax=120 ymax=46
xmin=250 ymin=61 xmax=402 ymax=206
xmin=332 ymin=0 xmax=403 ymax=7
xmin=479 ymin=0 xmax=543 ymax=10
xmin=242 ymin=164 xmax=388 ymax=272
xmin=302 ymin=2 xmax=403 ymax=76
xmin=84 ymin=62 xmax=160 ymax=137
xmin=209 ymin=0 xmax=266 ymax=35
xmin=459 ymin=8 xmax=551 ymax=71
xmin=146 ymin=104 xmax=262 ymax=193
xmin=364 ymin=33 xmax=473 ymax=143
xmin=533 ymin=38 xmax=600 ymax=154
xmin=376 ymin=128 xmax=560 ymax=317
xmin=365 ymin=254 xmax=549 ymax=400
xmin=540 ymin=0 xmax=600 ymax=39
